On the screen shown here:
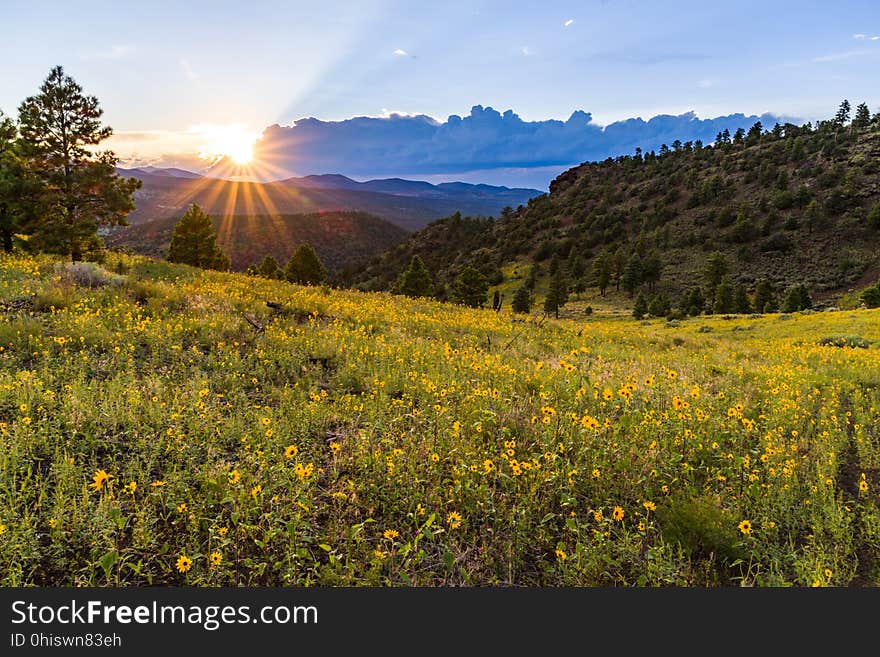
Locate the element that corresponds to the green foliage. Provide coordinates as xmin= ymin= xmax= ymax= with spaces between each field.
xmin=647 ymin=293 xmax=671 ymax=318
xmin=860 ymin=281 xmax=880 ymax=308
xmin=511 ymin=285 xmax=532 ymax=314
xmin=284 ymin=243 xmax=327 ymax=285
xmin=451 ymin=265 xmax=488 ymax=307
xmin=632 ymin=291 xmax=648 ymax=319
xmin=753 ymin=279 xmax=776 ymax=313
xmin=713 ymin=276 xmax=735 ymax=314
xmin=543 ymin=263 xmax=569 ymax=317
xmin=396 ymin=255 xmax=435 ymax=298
xmin=781 ymin=284 xmax=813 ymax=313
xmin=657 ymin=494 xmax=745 ymax=566
xmin=818 ymin=336 xmax=870 ymax=349
xmin=733 ymin=283 xmax=752 ymax=314
xmin=16 ymin=66 xmax=141 ymax=260
xmin=167 ymin=204 xmax=230 ymax=271
xmin=702 ymin=252 xmax=728 ymax=295
xmin=257 ymin=255 xmax=283 ymax=280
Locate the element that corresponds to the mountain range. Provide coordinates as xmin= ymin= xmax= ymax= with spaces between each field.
xmin=115 ymin=167 xmax=541 ymax=232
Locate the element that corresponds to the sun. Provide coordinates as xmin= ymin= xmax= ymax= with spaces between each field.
xmin=195 ymin=123 xmax=261 ymax=166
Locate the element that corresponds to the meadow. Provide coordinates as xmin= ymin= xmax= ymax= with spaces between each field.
xmin=0 ymin=252 xmax=878 ymax=586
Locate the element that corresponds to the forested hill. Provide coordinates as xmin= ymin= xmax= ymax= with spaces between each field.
xmin=348 ymin=102 xmax=880 ymax=307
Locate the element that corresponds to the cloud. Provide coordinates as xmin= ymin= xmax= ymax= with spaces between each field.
xmin=812 ymin=50 xmax=871 ymax=62
xmin=251 ymin=105 xmax=792 ymax=180
xmin=393 ymin=48 xmax=409 ymax=56
xmin=852 ymin=33 xmax=880 ymax=40
xmin=520 ymin=46 xmax=531 ymax=56
xmin=698 ymin=79 xmax=714 ymax=88
xmin=79 ymin=45 xmax=134 ymax=61
xmin=179 ymin=58 xmax=198 ymax=81
xmin=564 ymin=19 xmax=574 ymax=27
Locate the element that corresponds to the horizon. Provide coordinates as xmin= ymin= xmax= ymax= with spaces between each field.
xmin=4 ymin=1 xmax=880 ymax=189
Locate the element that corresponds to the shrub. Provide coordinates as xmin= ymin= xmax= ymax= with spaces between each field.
xmin=54 ymin=261 xmax=124 ymax=288
xmin=818 ymin=336 xmax=870 ymax=349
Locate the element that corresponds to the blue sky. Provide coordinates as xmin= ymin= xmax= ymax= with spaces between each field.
xmin=3 ymin=0 xmax=879 ymax=186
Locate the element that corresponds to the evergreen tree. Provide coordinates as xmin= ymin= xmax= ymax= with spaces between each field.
xmin=853 ymin=102 xmax=871 ymax=128
xmin=284 ymin=243 xmax=327 ymax=285
xmin=167 ymin=204 xmax=229 ymax=270
xmin=452 ymin=266 xmax=488 ymax=308
xmin=733 ymin=283 xmax=752 ymax=313
xmin=612 ymin=247 xmax=626 ymax=291
xmin=781 ymin=284 xmax=812 ymax=312
xmin=621 ymin=253 xmax=642 ymax=297
xmin=834 ymin=99 xmax=851 ymax=126
xmin=647 ymin=293 xmax=671 ymax=318
xmin=397 ymin=255 xmax=434 ymax=298
xmin=17 ymin=66 xmax=141 ymax=260
xmin=861 ymin=281 xmax=880 ymax=308
xmin=0 ymin=112 xmax=31 ymax=252
xmin=492 ymin=290 xmax=502 ymax=311
xmin=753 ymin=279 xmax=776 ymax=313
xmin=511 ymin=285 xmax=532 ymax=314
xmin=258 ymin=255 xmax=283 ymax=279
xmin=641 ymin=251 xmax=663 ymax=291
xmin=713 ymin=276 xmax=735 ymax=314
xmin=592 ymin=252 xmax=612 ymax=296
xmin=702 ymin=251 xmax=728 ymax=297
xmin=632 ymin=292 xmax=648 ymax=319
xmin=543 ymin=266 xmax=569 ymax=318
xmin=804 ymin=200 xmax=823 ymax=234
xmin=683 ymin=287 xmax=705 ymax=316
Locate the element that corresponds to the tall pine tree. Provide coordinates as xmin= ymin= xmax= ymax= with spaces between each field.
xmin=17 ymin=66 xmax=141 ymax=260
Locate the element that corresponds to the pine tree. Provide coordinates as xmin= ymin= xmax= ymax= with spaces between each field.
xmin=867 ymin=202 xmax=880 ymax=229
xmin=781 ymin=284 xmax=812 ymax=312
xmin=17 ymin=66 xmax=141 ymax=260
xmin=543 ymin=266 xmax=569 ymax=318
xmin=258 ymin=255 xmax=283 ymax=279
xmin=834 ymin=99 xmax=851 ymax=127
xmin=702 ymin=251 xmax=728 ymax=297
xmin=632 ymin=292 xmax=648 ymax=319
xmin=511 ymin=285 xmax=532 ymax=314
xmin=167 ymin=205 xmax=229 ymax=270
xmin=713 ymin=276 xmax=735 ymax=314
xmin=621 ymin=253 xmax=642 ymax=297
xmin=853 ymin=103 xmax=871 ymax=128
xmin=753 ymin=279 xmax=776 ymax=313
xmin=285 ymin=244 xmax=327 ymax=285
xmin=397 ymin=255 xmax=434 ymax=298
xmin=733 ymin=283 xmax=752 ymax=314
xmin=592 ymin=252 xmax=612 ymax=296
xmin=452 ymin=266 xmax=488 ymax=307
xmin=0 ymin=112 xmax=31 ymax=252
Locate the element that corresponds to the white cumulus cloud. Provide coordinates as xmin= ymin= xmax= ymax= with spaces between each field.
xmin=393 ymin=48 xmax=408 ymax=56
xmin=564 ymin=19 xmax=574 ymax=27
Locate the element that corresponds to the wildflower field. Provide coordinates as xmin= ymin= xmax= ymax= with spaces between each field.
xmin=1 ymin=253 xmax=878 ymax=587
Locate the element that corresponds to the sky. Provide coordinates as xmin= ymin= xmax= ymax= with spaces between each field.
xmin=3 ymin=0 xmax=879 ymax=188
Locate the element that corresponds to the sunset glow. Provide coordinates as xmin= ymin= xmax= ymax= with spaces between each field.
xmin=194 ymin=123 xmax=261 ymax=166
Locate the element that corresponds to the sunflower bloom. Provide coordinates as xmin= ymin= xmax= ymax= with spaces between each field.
xmin=176 ymin=555 xmax=193 ymax=573
xmin=89 ymin=469 xmax=112 ymax=492
xmin=738 ymin=520 xmax=752 ymax=536
xmin=612 ymin=506 xmax=624 ymax=522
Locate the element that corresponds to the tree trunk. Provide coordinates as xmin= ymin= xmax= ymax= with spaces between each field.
xmin=1 ymin=226 xmax=12 ymax=253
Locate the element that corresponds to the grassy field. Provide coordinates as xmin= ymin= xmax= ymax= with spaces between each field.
xmin=1 ymin=252 xmax=878 ymax=586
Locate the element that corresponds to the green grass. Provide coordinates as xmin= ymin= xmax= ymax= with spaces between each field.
xmin=1 ymin=251 xmax=879 ymax=586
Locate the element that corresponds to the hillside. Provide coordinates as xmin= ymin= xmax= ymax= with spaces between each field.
xmin=106 ymin=211 xmax=408 ymax=275
xmin=118 ymin=168 xmax=541 ymax=232
xmin=350 ymin=112 xmax=880 ymax=308
xmin=1 ymin=252 xmax=878 ymax=586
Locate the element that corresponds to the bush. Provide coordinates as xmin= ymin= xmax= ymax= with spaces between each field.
xmin=657 ymin=494 xmax=745 ymax=568
xmin=818 ymin=336 xmax=870 ymax=349
xmin=54 ymin=261 xmax=124 ymax=288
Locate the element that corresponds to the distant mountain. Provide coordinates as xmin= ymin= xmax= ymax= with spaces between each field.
xmin=107 ymin=211 xmax=408 ymax=275
xmin=116 ymin=167 xmax=541 ymax=232
xmin=124 ymin=166 xmax=203 ymax=179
